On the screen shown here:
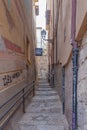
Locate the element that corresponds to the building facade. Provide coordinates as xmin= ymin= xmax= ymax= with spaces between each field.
xmin=46 ymin=0 xmax=87 ymax=130
xmin=0 ymin=0 xmax=37 ymax=130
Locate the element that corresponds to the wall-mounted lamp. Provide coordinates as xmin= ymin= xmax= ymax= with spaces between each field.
xmin=34 ymin=0 xmax=38 ymax=2
xmin=41 ymin=29 xmax=53 ymax=43
xmin=33 ymin=0 xmax=39 ymax=15
xmin=35 ymin=5 xmax=39 ymax=16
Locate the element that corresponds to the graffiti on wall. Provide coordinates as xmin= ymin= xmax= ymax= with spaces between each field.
xmin=2 ymin=71 xmax=23 ymax=86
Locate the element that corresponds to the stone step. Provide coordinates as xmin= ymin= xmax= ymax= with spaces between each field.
xmin=18 ymin=124 xmax=65 ymax=130
xmin=37 ymin=87 xmax=52 ymax=90
xmin=34 ymin=94 xmax=59 ymax=98
xmin=36 ymin=91 xmax=57 ymax=96
xmin=36 ymin=89 xmax=53 ymax=91
xmin=18 ymin=80 xmax=69 ymax=130
xmin=38 ymin=86 xmax=50 ymax=88
xmin=26 ymin=106 xmax=62 ymax=114
xmin=38 ymin=81 xmax=48 ymax=84
xmin=32 ymin=98 xmax=61 ymax=103
xmin=18 ymin=113 xmax=68 ymax=130
xmin=35 ymin=93 xmax=58 ymax=96
xmin=39 ymin=84 xmax=49 ymax=86
xmin=27 ymin=100 xmax=62 ymax=108
xmin=35 ymin=90 xmax=57 ymax=95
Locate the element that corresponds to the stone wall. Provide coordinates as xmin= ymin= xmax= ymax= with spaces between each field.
xmin=77 ymin=31 xmax=87 ymax=130
xmin=65 ymin=59 xmax=73 ymax=130
xmin=3 ymin=93 xmax=33 ymax=130
xmin=54 ymin=64 xmax=62 ymax=100
xmin=54 ymin=60 xmax=73 ymax=130
xmin=36 ymin=55 xmax=48 ymax=79
xmin=0 ymin=1 xmax=36 ymax=129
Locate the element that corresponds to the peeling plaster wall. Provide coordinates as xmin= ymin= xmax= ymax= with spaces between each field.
xmin=65 ymin=59 xmax=73 ymax=130
xmin=77 ymin=31 xmax=87 ymax=130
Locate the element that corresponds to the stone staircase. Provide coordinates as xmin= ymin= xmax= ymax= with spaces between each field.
xmin=18 ymin=80 xmax=69 ymax=130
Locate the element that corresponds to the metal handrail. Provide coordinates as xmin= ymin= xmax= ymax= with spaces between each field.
xmin=0 ymin=80 xmax=35 ymax=129
xmin=47 ymin=72 xmax=55 ymax=87
xmin=0 ymin=81 xmax=34 ymax=109
xmin=48 ymin=72 xmax=52 ymax=77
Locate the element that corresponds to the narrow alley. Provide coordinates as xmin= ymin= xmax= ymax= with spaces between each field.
xmin=18 ymin=79 xmax=68 ymax=130
xmin=0 ymin=0 xmax=87 ymax=130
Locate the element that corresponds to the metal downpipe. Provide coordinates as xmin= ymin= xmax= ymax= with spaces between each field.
xmin=51 ymin=0 xmax=55 ymax=87
xmin=71 ymin=0 xmax=78 ymax=129
xmin=72 ymin=47 xmax=78 ymax=130
xmin=62 ymin=66 xmax=65 ymax=114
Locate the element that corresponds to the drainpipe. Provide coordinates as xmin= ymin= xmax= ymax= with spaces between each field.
xmin=51 ymin=0 xmax=55 ymax=87
xmin=56 ymin=0 xmax=60 ymax=63
xmin=62 ymin=66 xmax=65 ymax=114
xmin=71 ymin=0 xmax=78 ymax=130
